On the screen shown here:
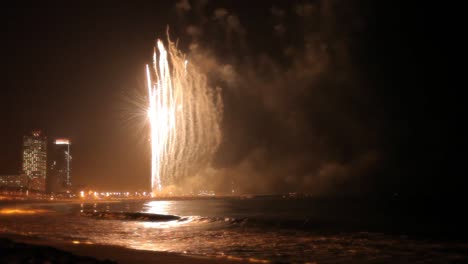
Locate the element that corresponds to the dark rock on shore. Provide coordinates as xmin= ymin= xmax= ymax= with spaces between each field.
xmin=81 ymin=211 xmax=180 ymax=222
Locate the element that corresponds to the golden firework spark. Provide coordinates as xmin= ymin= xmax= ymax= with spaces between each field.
xmin=146 ymin=39 xmax=222 ymax=195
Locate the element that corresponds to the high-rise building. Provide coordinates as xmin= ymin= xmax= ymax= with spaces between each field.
xmin=47 ymin=138 xmax=72 ymax=193
xmin=22 ymin=130 xmax=47 ymax=191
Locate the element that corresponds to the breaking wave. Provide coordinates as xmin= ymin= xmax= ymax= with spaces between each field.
xmin=81 ymin=211 xmax=362 ymax=233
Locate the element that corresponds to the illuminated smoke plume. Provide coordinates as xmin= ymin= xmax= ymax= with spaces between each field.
xmin=146 ymin=39 xmax=223 ymax=195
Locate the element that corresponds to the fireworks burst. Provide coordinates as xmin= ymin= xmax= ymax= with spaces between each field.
xmin=146 ymin=38 xmax=223 ymax=195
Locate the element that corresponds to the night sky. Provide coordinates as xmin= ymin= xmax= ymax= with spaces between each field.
xmin=1 ymin=1 xmax=455 ymax=196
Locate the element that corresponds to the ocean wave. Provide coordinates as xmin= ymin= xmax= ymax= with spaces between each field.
xmin=81 ymin=211 xmax=180 ymax=222
xmin=183 ymin=216 xmax=393 ymax=235
xmin=80 ymin=211 xmax=382 ymax=234
xmin=180 ymin=216 xmax=340 ymax=231
xmin=80 ymin=211 xmax=355 ymax=232
xmin=80 ymin=211 xmax=321 ymax=230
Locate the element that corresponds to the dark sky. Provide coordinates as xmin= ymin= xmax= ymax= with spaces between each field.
xmin=1 ymin=1 xmax=454 ymax=196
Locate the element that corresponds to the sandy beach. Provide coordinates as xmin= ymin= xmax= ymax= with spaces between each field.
xmin=1 ymin=234 xmax=240 ymax=264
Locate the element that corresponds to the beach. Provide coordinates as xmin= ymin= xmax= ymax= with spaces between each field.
xmin=1 ymin=234 xmax=238 ymax=264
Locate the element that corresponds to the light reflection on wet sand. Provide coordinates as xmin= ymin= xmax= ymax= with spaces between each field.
xmin=0 ymin=208 xmax=51 ymax=215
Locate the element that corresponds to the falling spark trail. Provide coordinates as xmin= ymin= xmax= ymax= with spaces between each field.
xmin=146 ymin=39 xmax=222 ymax=195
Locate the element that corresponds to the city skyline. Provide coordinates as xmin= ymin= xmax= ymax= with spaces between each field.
xmin=0 ymin=130 xmax=74 ymax=194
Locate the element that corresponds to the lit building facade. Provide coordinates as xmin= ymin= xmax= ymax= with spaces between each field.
xmin=0 ymin=174 xmax=28 ymax=188
xmin=22 ymin=130 xmax=47 ymax=191
xmin=47 ymin=138 xmax=72 ymax=193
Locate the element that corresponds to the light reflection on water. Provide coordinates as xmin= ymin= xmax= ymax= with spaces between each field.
xmin=143 ymin=200 xmax=173 ymax=215
xmin=141 ymin=201 xmax=196 ymax=228
xmin=140 ymin=218 xmax=193 ymax=229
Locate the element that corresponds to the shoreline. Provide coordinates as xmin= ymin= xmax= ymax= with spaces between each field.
xmin=1 ymin=233 xmax=240 ymax=264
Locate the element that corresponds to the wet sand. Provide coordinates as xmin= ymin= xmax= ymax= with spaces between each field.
xmin=1 ymin=234 xmax=239 ymax=264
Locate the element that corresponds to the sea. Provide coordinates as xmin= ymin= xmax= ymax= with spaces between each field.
xmin=1 ymin=196 xmax=467 ymax=263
